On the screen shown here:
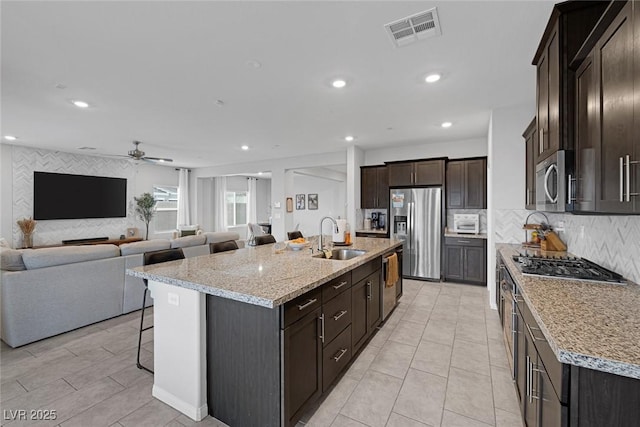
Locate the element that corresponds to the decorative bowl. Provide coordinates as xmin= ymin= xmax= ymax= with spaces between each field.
xmin=287 ymin=240 xmax=308 ymax=250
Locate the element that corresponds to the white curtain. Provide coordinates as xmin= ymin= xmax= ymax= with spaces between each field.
xmin=177 ymin=168 xmax=191 ymax=227
xmin=214 ymin=176 xmax=228 ymax=232
xmin=247 ymin=177 xmax=258 ymax=224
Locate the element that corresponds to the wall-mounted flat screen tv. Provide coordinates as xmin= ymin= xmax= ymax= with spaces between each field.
xmin=33 ymin=172 xmax=127 ymax=220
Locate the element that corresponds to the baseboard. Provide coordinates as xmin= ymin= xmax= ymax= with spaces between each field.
xmin=152 ymin=385 xmax=208 ymax=422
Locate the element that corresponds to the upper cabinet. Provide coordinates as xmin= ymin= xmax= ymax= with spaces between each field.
xmin=387 ymin=159 xmax=445 ymax=187
xmin=572 ymin=1 xmax=640 ymax=213
xmin=360 ymin=166 xmax=388 ymax=209
xmin=523 ymin=119 xmax=538 ymax=210
xmin=533 ymin=2 xmax=609 ymax=162
xmin=446 ymin=158 xmax=487 ymax=209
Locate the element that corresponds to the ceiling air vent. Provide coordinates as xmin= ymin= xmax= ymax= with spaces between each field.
xmin=384 ymin=8 xmax=441 ymax=48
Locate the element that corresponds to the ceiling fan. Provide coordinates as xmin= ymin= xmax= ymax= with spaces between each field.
xmin=125 ymin=141 xmax=173 ymax=163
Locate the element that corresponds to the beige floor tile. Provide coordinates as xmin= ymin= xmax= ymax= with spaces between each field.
xmin=20 ymin=324 xmax=104 ymax=357
xmin=0 ymin=380 xmax=27 ymax=403
xmin=386 ymin=412 xmax=430 ymax=427
xmin=495 ymin=408 xmax=523 ymax=427
xmin=487 ymin=339 xmax=510 ymax=369
xmin=173 ymin=414 xmax=228 ymax=426
xmin=411 ymin=294 xmax=438 ymax=310
xmin=60 ymin=376 xmax=154 ymax=427
xmin=485 ymin=318 xmax=504 ymax=342
xmin=454 ymin=320 xmax=487 ymax=345
xmin=435 ymin=294 xmax=460 ymax=308
xmin=330 ymin=414 xmax=369 ymax=427
xmin=367 ymin=324 xmax=393 ymax=348
xmin=388 ymin=321 xmax=425 ymax=347
xmin=22 ymin=377 xmax=125 ymax=427
xmin=369 ymin=341 xmax=416 ymax=379
xmin=109 ymin=352 xmax=154 ymax=388
xmin=339 ymin=370 xmax=403 ymax=427
xmin=444 ymin=367 xmax=495 ymax=425
xmin=63 ymin=347 xmax=141 ymax=390
xmin=14 ymin=351 xmax=100 ymax=391
xmin=422 ymin=320 xmax=456 ymax=346
xmin=410 ymin=340 xmax=452 ymax=378
xmin=306 ymin=376 xmax=359 ymax=426
xmin=1 ymin=348 xmax=75 ymax=384
xmin=344 ymin=344 xmax=381 ymax=380
xmin=1 ymin=347 xmax=36 ymax=367
xmin=490 ymin=365 xmax=520 ymax=415
xmin=440 ymin=410 xmax=492 ymax=426
xmin=428 ymin=308 xmax=458 ymax=323
xmin=2 ymin=378 xmax=75 ymax=415
xmin=392 ymin=368 xmax=447 ymax=426
xmin=450 ymin=339 xmax=490 ymax=376
xmin=401 ymin=307 xmax=432 ymax=325
xmin=118 ymin=398 xmax=182 ymax=426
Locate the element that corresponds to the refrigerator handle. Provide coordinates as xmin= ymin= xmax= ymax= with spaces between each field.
xmin=407 ymin=201 xmax=412 ymax=250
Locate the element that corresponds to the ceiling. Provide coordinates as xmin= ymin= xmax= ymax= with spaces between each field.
xmin=1 ymin=1 xmax=553 ymax=168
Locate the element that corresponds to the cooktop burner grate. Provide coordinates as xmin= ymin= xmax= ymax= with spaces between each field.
xmin=511 ymin=254 xmax=625 ymax=284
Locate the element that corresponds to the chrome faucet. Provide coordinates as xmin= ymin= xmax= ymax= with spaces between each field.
xmin=318 ymin=216 xmax=339 ymax=251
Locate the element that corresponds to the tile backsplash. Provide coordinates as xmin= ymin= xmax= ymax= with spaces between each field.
xmin=493 ymin=209 xmax=640 ymax=285
xmin=447 ymin=209 xmax=487 ymax=233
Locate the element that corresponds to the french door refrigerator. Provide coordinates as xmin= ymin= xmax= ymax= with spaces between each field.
xmin=390 ymin=187 xmax=442 ymax=280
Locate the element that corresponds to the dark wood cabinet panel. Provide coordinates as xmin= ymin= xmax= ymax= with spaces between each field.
xmin=322 ymin=325 xmax=352 ymax=392
xmin=444 ymin=246 xmax=464 ymax=282
xmin=574 ymin=52 xmax=597 ymax=212
xmin=635 ymin=0 xmax=640 ymax=210
xmin=537 ymin=48 xmax=550 ymax=159
xmin=465 ymin=159 xmax=486 ymax=209
xmin=445 ymin=161 xmax=464 ymax=209
xmin=444 ymin=238 xmax=486 ymax=285
xmin=463 ymin=246 xmax=485 ymax=284
xmin=283 ymin=308 xmax=322 ymax=426
xmin=523 ymin=118 xmax=538 ymax=209
xmin=387 ymin=160 xmax=445 ymax=187
xmin=366 ymin=271 xmax=381 ymax=332
xmin=548 ymin=28 xmax=561 ymax=157
xmin=361 ymin=166 xmax=388 ymax=209
xmin=351 ymin=268 xmax=381 ymax=354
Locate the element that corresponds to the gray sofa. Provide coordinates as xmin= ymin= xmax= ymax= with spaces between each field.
xmin=0 ymin=232 xmax=242 ymax=347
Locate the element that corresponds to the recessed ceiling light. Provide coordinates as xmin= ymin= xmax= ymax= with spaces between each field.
xmin=241 ymin=145 xmax=249 ymax=151
xmin=258 ymin=172 xmax=263 ymax=175
xmin=3 ymin=135 xmax=18 ymax=141
xmin=158 ymin=159 xmax=165 ymax=163
xmin=425 ymin=73 xmax=441 ymax=83
xmin=332 ymin=79 xmax=347 ymax=89
xmin=246 ymin=60 xmax=262 ymax=69
xmin=441 ymin=122 xmax=453 ymax=128
xmin=71 ymin=100 xmax=90 ymax=108
xmin=344 ymin=135 xmax=355 ymax=142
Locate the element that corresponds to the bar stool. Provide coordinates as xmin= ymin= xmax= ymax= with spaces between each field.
xmin=287 ymin=231 xmax=303 ymax=240
xmin=137 ymin=248 xmax=185 ymax=374
xmin=210 ymin=240 xmax=239 ymax=254
xmin=253 ymin=235 xmax=276 ymax=245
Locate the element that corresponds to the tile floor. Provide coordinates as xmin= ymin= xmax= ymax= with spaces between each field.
xmin=0 ymin=279 xmax=522 ymax=427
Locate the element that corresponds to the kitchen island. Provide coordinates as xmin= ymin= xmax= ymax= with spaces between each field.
xmin=127 ymin=236 xmax=402 ymax=427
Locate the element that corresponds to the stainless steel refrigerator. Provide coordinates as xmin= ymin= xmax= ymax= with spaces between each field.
xmin=389 ymin=188 xmax=442 ymax=280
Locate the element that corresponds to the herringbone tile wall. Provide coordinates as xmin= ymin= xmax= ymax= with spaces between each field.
xmin=12 ymin=146 xmax=136 ymax=247
xmin=493 ymin=209 xmax=640 ymax=285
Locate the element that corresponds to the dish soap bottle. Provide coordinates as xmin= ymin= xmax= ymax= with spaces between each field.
xmin=344 ymin=222 xmax=351 ymax=245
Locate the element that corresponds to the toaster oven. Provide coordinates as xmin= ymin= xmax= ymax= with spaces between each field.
xmin=453 ymin=214 xmax=480 ymax=234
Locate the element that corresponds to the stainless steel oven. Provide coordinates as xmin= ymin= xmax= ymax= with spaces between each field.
xmin=499 ymin=262 xmax=517 ymax=378
xmin=536 ymin=150 xmax=574 ymax=212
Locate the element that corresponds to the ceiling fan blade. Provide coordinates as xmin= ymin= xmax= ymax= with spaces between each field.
xmin=142 ymin=156 xmax=173 ymax=163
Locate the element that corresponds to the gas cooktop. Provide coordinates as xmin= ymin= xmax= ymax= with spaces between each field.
xmin=511 ymin=254 xmax=626 ymax=284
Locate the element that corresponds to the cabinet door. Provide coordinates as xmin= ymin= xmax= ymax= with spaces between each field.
xmin=596 ymin=2 xmax=634 ymax=213
xmin=351 ymin=279 xmax=368 ymax=353
xmin=376 ymin=167 xmax=389 ymax=208
xmin=444 ymin=245 xmax=464 ymax=281
xmin=548 ymin=27 xmax=561 ymax=156
xmin=464 ymin=159 xmax=487 ymax=209
xmin=446 ymin=161 xmax=465 ymax=209
xmin=361 ymin=167 xmax=377 ymax=209
xmin=524 ymin=118 xmax=538 ymax=209
xmin=537 ymin=49 xmax=550 ymax=159
xmin=634 ymin=0 xmax=640 ymax=212
xmin=414 ymin=160 xmax=444 ymax=186
xmin=366 ymin=271 xmax=381 ymax=332
xmin=539 ymin=366 xmax=563 ymax=427
xmin=463 ymin=245 xmax=485 ymax=284
xmin=524 ymin=333 xmax=539 ymax=427
xmin=575 ymin=51 xmax=597 ymax=212
xmin=387 ymin=163 xmax=414 ymax=187
xmin=516 ymin=308 xmax=526 ymax=409
xmin=283 ymin=308 xmax=322 ymax=426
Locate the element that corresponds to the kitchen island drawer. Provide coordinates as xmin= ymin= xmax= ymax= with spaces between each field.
xmin=322 ymin=272 xmax=352 ymax=303
xmin=283 ymin=288 xmax=322 ymax=328
xmin=322 ymin=325 xmax=352 ymax=392
xmin=322 ymin=287 xmax=351 ymax=345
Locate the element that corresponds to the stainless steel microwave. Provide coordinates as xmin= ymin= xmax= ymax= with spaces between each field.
xmin=536 ymin=150 xmax=573 ymax=212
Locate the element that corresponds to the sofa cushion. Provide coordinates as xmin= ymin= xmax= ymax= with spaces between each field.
xmin=170 ymin=235 xmax=207 ymax=249
xmin=21 ymin=244 xmax=120 ymax=270
xmin=120 ymin=239 xmax=171 ymax=256
xmin=202 ymin=231 xmax=241 ymax=244
xmin=0 ymin=247 xmax=26 ymax=271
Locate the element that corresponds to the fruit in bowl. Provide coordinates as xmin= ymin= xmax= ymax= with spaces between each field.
xmin=287 ymin=237 xmax=308 ymax=250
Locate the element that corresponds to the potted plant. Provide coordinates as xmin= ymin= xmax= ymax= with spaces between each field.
xmin=134 ymin=192 xmax=156 ymax=240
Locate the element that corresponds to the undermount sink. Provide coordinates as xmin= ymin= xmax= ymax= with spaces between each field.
xmin=313 ymin=249 xmax=366 ymax=260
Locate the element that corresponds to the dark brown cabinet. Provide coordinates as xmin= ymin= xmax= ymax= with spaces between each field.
xmin=446 ymin=158 xmax=487 ymax=209
xmin=351 ymin=269 xmax=381 ymax=354
xmin=443 ymin=237 xmax=486 ymax=285
xmin=533 ymin=2 xmax=609 ymax=162
xmin=523 ymin=119 xmax=538 ymax=209
xmin=387 ymin=159 xmax=445 ymax=187
xmin=361 ymin=166 xmax=388 ymax=208
xmin=574 ymin=51 xmax=597 ymax=212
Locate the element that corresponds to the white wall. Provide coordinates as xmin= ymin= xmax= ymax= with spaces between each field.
xmin=292 ymin=173 xmax=346 ymax=238
xmin=3 ymin=145 xmax=178 ymax=247
xmin=256 ymin=178 xmax=271 ymax=223
xmin=364 ymin=138 xmax=487 ymax=166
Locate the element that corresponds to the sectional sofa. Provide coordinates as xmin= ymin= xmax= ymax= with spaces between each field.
xmin=0 ymin=231 xmax=242 ymax=347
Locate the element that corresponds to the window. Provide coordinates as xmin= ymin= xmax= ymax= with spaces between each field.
xmin=226 ymin=191 xmax=247 ymax=227
xmin=153 ymin=185 xmax=178 ymax=232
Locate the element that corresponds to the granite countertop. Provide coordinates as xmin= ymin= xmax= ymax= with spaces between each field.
xmin=128 ymin=237 xmax=402 ymax=309
xmin=355 ymin=229 xmax=388 ymax=234
xmin=497 ymin=243 xmax=640 ymax=379
xmin=444 ymin=229 xmax=488 ymax=239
